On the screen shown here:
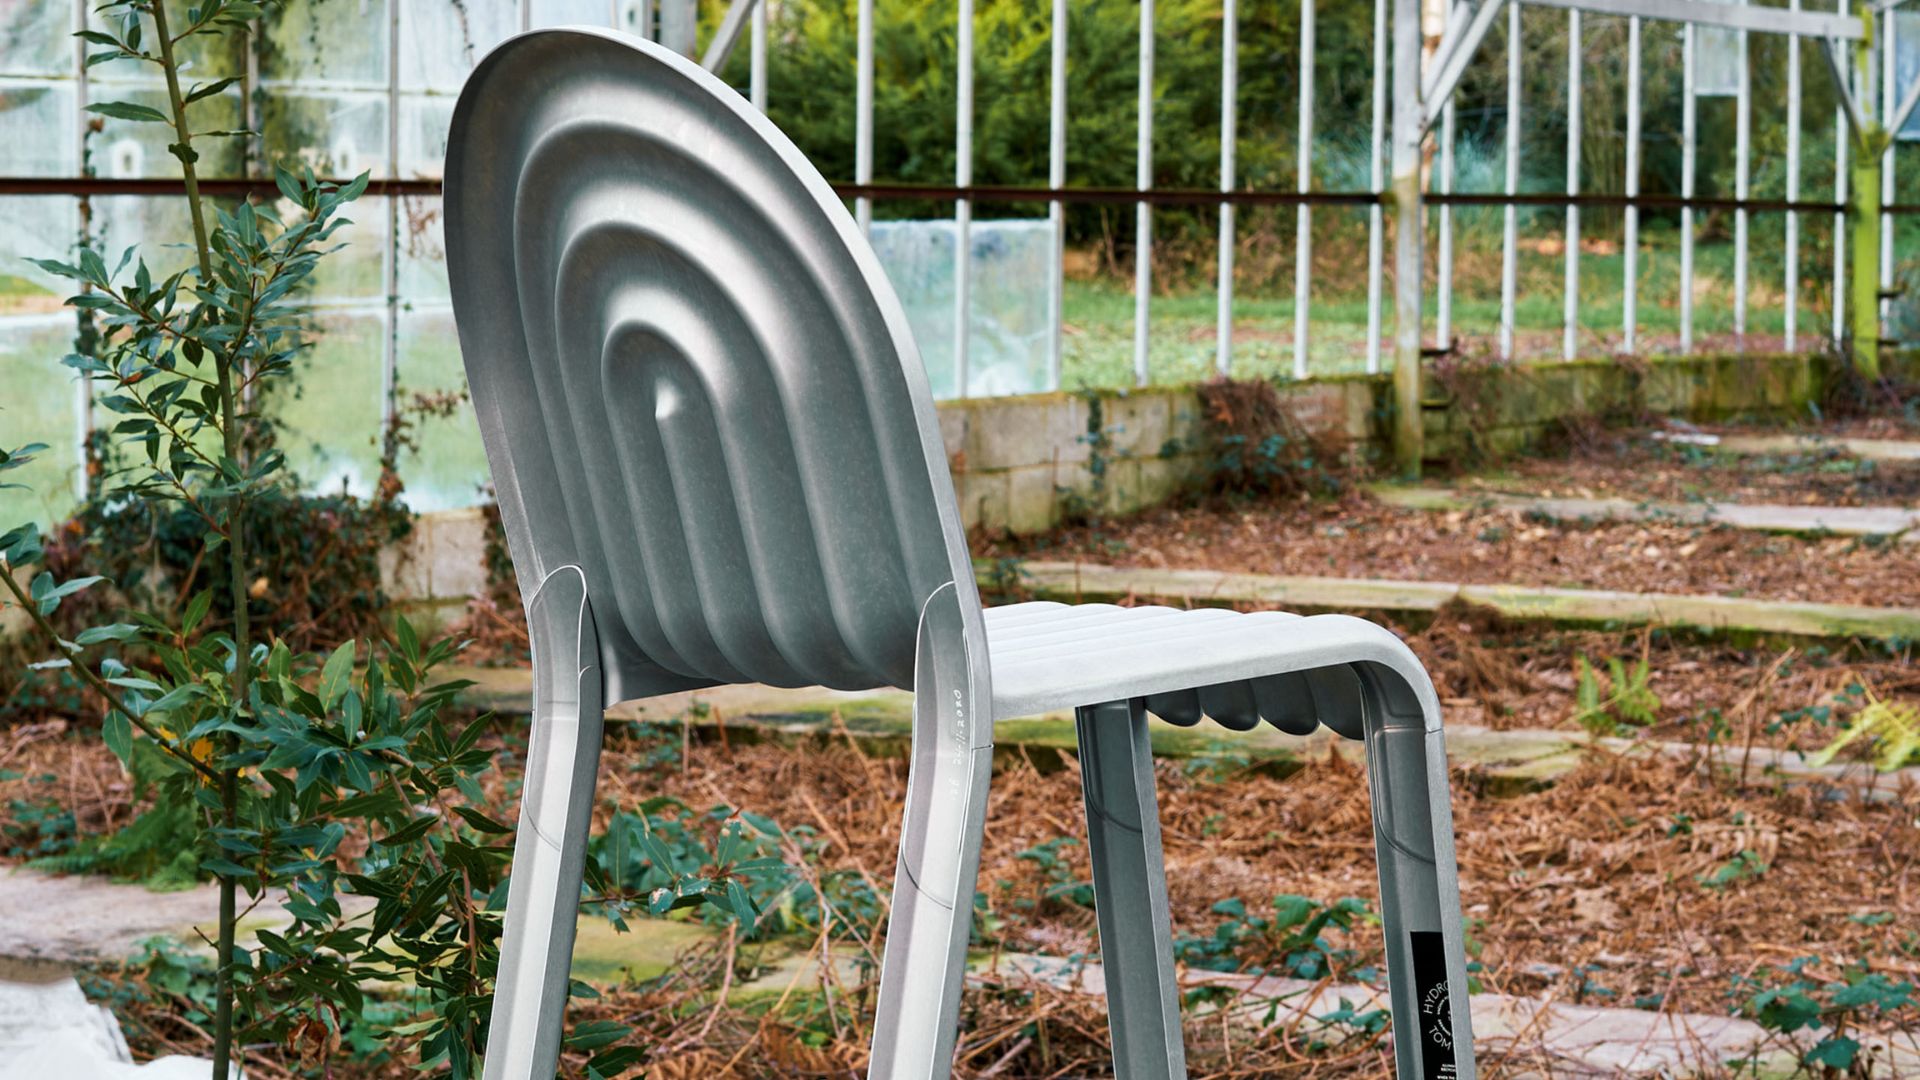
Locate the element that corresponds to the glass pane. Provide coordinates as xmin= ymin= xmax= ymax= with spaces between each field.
xmin=0 ymin=312 xmax=84 ymax=526
xmin=89 ymin=86 xmax=244 ymax=178
xmin=531 ymin=0 xmax=621 ymax=30
xmin=0 ymin=83 xmax=73 ymax=176
xmin=0 ymin=196 xmax=77 ymax=316
xmin=269 ymin=313 xmax=385 ymax=499
xmin=395 ymin=308 xmax=486 ymax=512
xmin=0 ymin=2 xmax=72 ymax=77
xmin=397 ymin=193 xmax=448 ymax=303
xmin=261 ymin=0 xmax=390 ymax=88
xmin=869 ymin=218 xmax=1052 ymax=399
xmin=397 ymin=94 xmax=453 ymax=179
xmin=400 ymin=1 xmax=516 ymax=93
xmin=90 ymin=193 xmax=207 ymax=275
xmin=259 ymin=89 xmax=388 ymax=178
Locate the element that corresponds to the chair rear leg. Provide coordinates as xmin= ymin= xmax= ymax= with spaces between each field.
xmin=1076 ymin=698 xmax=1188 ymax=1080
xmin=483 ymin=568 xmax=605 ymax=1080
xmin=1353 ymin=663 xmax=1476 ymax=1080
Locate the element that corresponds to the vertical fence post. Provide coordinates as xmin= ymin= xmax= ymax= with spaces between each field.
xmin=856 ymin=0 xmax=873 ymax=234
xmin=1681 ymin=21 xmax=1695 ymax=354
xmin=1563 ymin=8 xmax=1581 ymax=361
xmin=1048 ymin=0 xmax=1066 ymax=390
xmin=1366 ymin=0 xmax=1386 ymax=374
xmin=1293 ymin=0 xmax=1315 ymax=379
xmin=749 ymin=0 xmax=767 ymax=111
xmin=1437 ymin=97 xmax=1455 ymax=354
xmin=1391 ymin=0 xmax=1423 ymax=475
xmin=955 ymin=0 xmax=973 ymax=397
xmin=1735 ymin=20 xmax=1750 ymax=346
xmin=1835 ymin=0 xmax=1849 ymax=347
xmin=1786 ymin=0 xmax=1801 ymax=352
xmin=1216 ymin=0 xmax=1237 ymax=377
xmin=1500 ymin=1 xmax=1519 ymax=361
xmin=1881 ymin=6 xmax=1895 ymax=332
xmin=1623 ymin=15 xmax=1641 ymax=355
xmin=1125 ymin=0 xmax=1154 ymax=388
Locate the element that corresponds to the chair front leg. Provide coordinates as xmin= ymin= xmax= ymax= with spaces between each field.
xmin=1076 ymin=698 xmax=1188 ymax=1080
xmin=483 ymin=567 xmax=606 ymax=1080
xmin=1352 ymin=661 xmax=1476 ymax=1080
xmin=869 ymin=583 xmax=994 ymax=1080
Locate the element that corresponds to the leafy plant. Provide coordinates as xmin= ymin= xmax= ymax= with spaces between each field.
xmin=1572 ymin=655 xmax=1661 ymax=736
xmin=1699 ymin=849 xmax=1770 ymax=891
xmin=1012 ymin=836 xmax=1096 ymax=911
xmin=1805 ymin=690 xmax=1920 ymax=773
xmin=1736 ymin=957 xmax=1918 ymax=1075
xmin=1181 ymin=378 xmax=1347 ymax=504
xmin=586 ymin=799 xmax=795 ymax=937
xmin=1174 ymin=894 xmax=1376 ymax=980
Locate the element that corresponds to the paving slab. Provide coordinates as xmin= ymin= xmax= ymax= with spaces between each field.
xmin=0 ymin=868 xmax=376 ymax=970
xmin=1374 ymin=484 xmax=1920 ymax=538
xmin=974 ymin=951 xmax=1920 ymax=1078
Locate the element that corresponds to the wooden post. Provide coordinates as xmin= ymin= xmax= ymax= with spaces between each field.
xmin=1390 ymin=0 xmax=1425 ymax=477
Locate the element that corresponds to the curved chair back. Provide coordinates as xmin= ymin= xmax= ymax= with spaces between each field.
xmin=445 ymin=29 xmax=979 ymax=703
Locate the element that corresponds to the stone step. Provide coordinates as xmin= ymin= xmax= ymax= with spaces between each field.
xmin=1010 ymin=559 xmax=1920 ymax=642
xmin=974 ymin=951 xmax=1920 ymax=1078
xmin=1657 ymin=431 xmax=1920 ymax=462
xmin=1373 ymin=484 xmax=1920 ymax=539
xmin=450 ymin=666 xmax=1918 ymax=798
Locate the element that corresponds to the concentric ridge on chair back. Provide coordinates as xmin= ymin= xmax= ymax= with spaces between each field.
xmin=445 ymin=29 xmax=978 ymax=704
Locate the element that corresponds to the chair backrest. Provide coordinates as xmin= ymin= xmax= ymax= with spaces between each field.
xmin=445 ymin=28 xmax=978 ymax=702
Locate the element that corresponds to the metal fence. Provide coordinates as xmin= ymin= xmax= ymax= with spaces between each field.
xmin=1 ymin=0 xmax=1915 ymax=510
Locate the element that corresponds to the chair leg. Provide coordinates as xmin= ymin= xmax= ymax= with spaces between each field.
xmin=1076 ymin=698 xmax=1188 ymax=1080
xmin=1352 ymin=663 xmax=1476 ymax=1080
xmin=868 ymin=583 xmax=995 ymax=1080
xmin=483 ymin=568 xmax=606 ymax=1080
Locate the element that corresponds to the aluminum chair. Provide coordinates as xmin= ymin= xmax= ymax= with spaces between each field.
xmin=446 ymin=27 xmax=1474 ymax=1080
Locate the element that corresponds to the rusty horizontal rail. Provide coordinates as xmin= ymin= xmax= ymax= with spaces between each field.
xmin=0 ymin=175 xmax=1881 ymax=215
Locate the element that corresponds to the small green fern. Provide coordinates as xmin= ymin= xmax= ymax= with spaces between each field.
xmin=1573 ymin=655 xmax=1661 ymax=736
xmin=1807 ymin=693 xmax=1920 ymax=773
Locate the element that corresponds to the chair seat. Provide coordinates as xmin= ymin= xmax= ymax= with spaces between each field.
xmin=984 ymin=601 xmax=1433 ymax=739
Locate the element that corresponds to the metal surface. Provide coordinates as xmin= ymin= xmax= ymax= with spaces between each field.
xmin=446 ymin=28 xmax=1475 ymax=1080
xmin=1565 ymin=8 xmax=1582 ymax=361
xmin=1136 ymin=0 xmax=1155 ymax=387
xmin=1438 ymin=96 xmax=1457 ymax=351
xmin=956 ymin=0 xmax=974 ymax=397
xmin=855 ymin=0 xmax=873 ymax=233
xmin=1623 ymin=14 xmax=1642 ymax=354
xmin=1049 ymin=0 xmax=1068 ymax=389
xmin=1294 ymin=0 xmax=1315 ymax=378
xmin=1523 ymin=0 xmax=1862 ymax=38
xmin=1367 ymin=0 xmax=1387 ymax=374
xmin=1501 ymin=1 xmax=1520 ymax=360
xmin=1217 ymin=0 xmax=1238 ymax=378
xmin=1682 ymin=21 xmax=1697 ymax=353
xmin=1424 ymin=0 xmax=1508 ymax=131
xmin=1736 ymin=19 xmax=1751 ymax=344
xmin=1787 ymin=0 xmax=1802 ymax=352
xmin=1076 ymin=699 xmax=1186 ymax=1080
xmin=697 ymin=0 xmax=759 ymax=72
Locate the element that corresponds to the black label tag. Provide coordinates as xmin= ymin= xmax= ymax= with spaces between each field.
xmin=1410 ymin=930 xmax=1458 ymax=1080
